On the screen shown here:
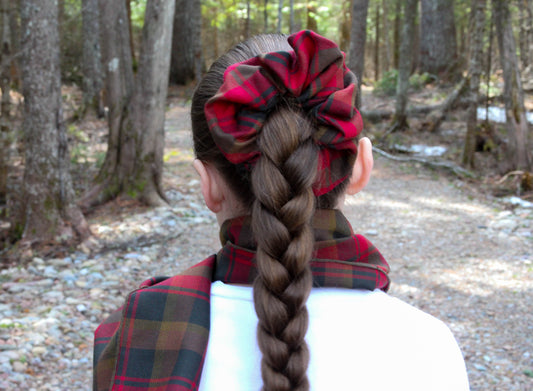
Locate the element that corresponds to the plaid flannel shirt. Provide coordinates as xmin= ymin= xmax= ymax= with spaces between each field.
xmin=93 ymin=209 xmax=390 ymax=390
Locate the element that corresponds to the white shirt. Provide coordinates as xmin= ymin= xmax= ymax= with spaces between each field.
xmin=199 ymin=281 xmax=469 ymax=391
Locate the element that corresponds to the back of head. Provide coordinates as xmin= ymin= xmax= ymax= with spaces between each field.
xmin=191 ymin=31 xmax=361 ymax=391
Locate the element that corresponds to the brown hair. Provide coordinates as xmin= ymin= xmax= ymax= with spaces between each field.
xmin=191 ymin=34 xmax=353 ymax=391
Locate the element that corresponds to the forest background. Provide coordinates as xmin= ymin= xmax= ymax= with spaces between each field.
xmin=0 ymin=0 xmax=531 ymax=390
xmin=0 ymin=0 xmax=531 ymax=250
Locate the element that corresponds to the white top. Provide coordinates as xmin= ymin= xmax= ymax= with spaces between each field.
xmin=199 ymin=282 xmax=469 ymax=391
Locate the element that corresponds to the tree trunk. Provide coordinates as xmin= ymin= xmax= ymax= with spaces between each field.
xmin=462 ymin=0 xmax=487 ymax=169
xmin=170 ymin=0 xmax=202 ymax=85
xmin=393 ymin=0 xmax=401 ymax=69
xmin=8 ymin=0 xmax=20 ymax=89
xmin=374 ymin=4 xmax=380 ymax=81
xmin=81 ymin=0 xmax=104 ymax=117
xmin=92 ymin=0 xmax=134 ymax=202
xmin=519 ymin=0 xmax=531 ymax=69
xmin=289 ymin=0 xmax=294 ymax=33
xmin=382 ymin=0 xmax=390 ymax=73
xmin=277 ymin=0 xmax=283 ymax=33
xmin=493 ymin=0 xmax=532 ymax=170
xmin=0 ymin=0 xmax=10 ymax=202
xmin=245 ymin=0 xmax=251 ymax=38
xmin=17 ymin=0 xmax=90 ymax=244
xmin=419 ymin=0 xmax=459 ymax=80
xmin=339 ymin=0 xmax=351 ymax=51
xmin=391 ymin=0 xmax=418 ymax=132
xmin=0 ymin=0 xmax=10 ymax=119
xmin=81 ymin=0 xmax=175 ymax=209
xmin=121 ymin=0 xmax=175 ymax=205
xmin=81 ymin=0 xmax=134 ymax=209
xmin=349 ymin=0 xmax=370 ymax=108
xmin=307 ymin=2 xmax=318 ymax=33
xmin=264 ymin=0 xmax=269 ymax=31
xmin=527 ymin=0 xmax=533 ymax=67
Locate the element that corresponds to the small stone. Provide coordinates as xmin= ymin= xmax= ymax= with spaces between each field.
xmin=138 ymin=255 xmax=151 ymax=263
xmin=82 ymin=260 xmax=98 ymax=268
xmin=0 ymin=350 xmax=20 ymax=360
xmin=75 ymin=280 xmax=88 ymax=288
xmin=79 ymin=243 xmax=91 ymax=254
xmin=33 ymin=318 xmax=58 ymax=332
xmin=76 ymin=304 xmax=88 ymax=313
xmin=43 ymin=266 xmax=58 ymax=277
xmin=60 ymin=269 xmax=76 ymax=281
xmin=48 ymin=258 xmax=70 ymax=267
xmin=6 ymin=284 xmax=26 ymax=294
xmin=35 ymin=279 xmax=54 ymax=288
xmin=90 ymin=288 xmax=104 ymax=298
xmin=31 ymin=346 xmax=47 ymax=356
xmin=89 ymin=272 xmax=104 ymax=280
xmin=25 ymin=333 xmax=46 ymax=345
xmin=32 ymin=257 xmax=44 ymax=265
xmin=42 ymin=290 xmax=64 ymax=302
xmin=12 ymin=360 xmax=27 ymax=373
xmin=473 ymin=363 xmax=487 ymax=371
xmin=65 ymin=297 xmax=80 ymax=305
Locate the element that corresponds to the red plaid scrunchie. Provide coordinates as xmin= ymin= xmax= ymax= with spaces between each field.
xmin=204 ymin=30 xmax=363 ymax=196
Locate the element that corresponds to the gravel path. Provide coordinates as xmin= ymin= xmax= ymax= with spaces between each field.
xmin=0 ymin=102 xmax=532 ymax=390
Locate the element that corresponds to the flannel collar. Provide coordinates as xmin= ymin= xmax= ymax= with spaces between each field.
xmin=215 ymin=209 xmax=390 ymax=291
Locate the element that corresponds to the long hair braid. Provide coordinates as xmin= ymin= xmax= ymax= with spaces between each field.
xmin=192 ymin=33 xmax=355 ymax=391
xmin=251 ymin=102 xmax=317 ymax=391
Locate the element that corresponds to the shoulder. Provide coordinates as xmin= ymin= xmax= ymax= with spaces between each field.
xmin=308 ymin=288 xmax=459 ymax=348
xmin=305 ymin=289 xmax=469 ymax=391
xmin=93 ymin=255 xmax=218 ymax=391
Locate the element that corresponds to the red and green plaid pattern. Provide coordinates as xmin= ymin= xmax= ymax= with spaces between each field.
xmin=93 ymin=210 xmax=389 ymax=390
xmin=204 ymin=30 xmax=363 ymax=196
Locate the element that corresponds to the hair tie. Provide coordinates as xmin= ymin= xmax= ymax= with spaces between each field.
xmin=204 ymin=30 xmax=363 ymax=196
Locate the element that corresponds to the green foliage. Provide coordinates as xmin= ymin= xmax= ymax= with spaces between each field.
xmin=483 ymin=74 xmax=502 ymax=98
xmin=373 ymin=70 xmax=435 ymax=96
xmin=95 ymin=151 xmax=106 ymax=169
xmin=130 ymin=0 xmax=147 ymax=30
xmin=70 ymin=144 xmax=89 ymax=165
xmin=67 ymin=124 xmax=89 ymax=143
xmin=409 ymin=72 xmax=435 ymax=90
xmin=68 ymin=125 xmax=90 ymax=164
xmin=373 ymin=70 xmax=398 ymax=96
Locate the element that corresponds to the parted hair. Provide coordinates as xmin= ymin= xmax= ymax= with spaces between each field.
xmin=191 ymin=34 xmax=354 ymax=391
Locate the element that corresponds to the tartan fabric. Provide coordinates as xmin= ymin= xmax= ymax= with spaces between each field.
xmin=93 ymin=210 xmax=389 ymax=390
xmin=204 ymin=30 xmax=363 ymax=196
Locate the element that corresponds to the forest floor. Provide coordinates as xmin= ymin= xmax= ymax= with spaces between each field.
xmin=0 ymin=85 xmax=532 ymax=390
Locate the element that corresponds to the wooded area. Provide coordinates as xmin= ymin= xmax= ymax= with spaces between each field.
xmin=0 ymin=0 xmax=532 ymax=253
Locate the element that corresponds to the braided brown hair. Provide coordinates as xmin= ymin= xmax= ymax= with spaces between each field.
xmin=191 ymin=35 xmax=354 ymax=391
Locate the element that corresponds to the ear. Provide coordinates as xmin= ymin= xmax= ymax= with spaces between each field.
xmin=346 ymin=137 xmax=374 ymax=195
xmin=193 ymin=159 xmax=225 ymax=213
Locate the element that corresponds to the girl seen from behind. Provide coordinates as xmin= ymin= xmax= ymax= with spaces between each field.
xmin=93 ymin=30 xmax=469 ymax=391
